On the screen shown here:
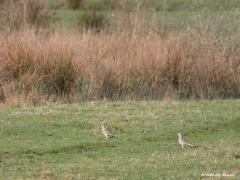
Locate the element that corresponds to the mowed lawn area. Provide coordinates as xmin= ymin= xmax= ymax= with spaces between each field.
xmin=0 ymin=100 xmax=239 ymax=179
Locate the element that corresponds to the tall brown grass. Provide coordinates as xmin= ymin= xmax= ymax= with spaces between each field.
xmin=0 ymin=0 xmax=52 ymax=32
xmin=0 ymin=18 xmax=239 ymax=105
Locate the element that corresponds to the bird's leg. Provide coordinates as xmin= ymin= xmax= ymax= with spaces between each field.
xmin=181 ymin=144 xmax=184 ymax=149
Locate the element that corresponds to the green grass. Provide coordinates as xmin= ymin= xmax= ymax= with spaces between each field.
xmin=50 ymin=0 xmax=240 ymax=31
xmin=54 ymin=9 xmax=240 ymax=30
xmin=52 ymin=0 xmax=240 ymax=11
xmin=150 ymin=0 xmax=240 ymax=11
xmin=49 ymin=0 xmax=240 ymax=29
xmin=0 ymin=100 xmax=240 ymax=179
xmin=54 ymin=9 xmax=80 ymax=28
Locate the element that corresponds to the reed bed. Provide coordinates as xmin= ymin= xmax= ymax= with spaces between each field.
xmin=0 ymin=25 xmax=239 ymax=105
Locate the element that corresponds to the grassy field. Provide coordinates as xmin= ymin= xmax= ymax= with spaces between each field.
xmin=0 ymin=100 xmax=239 ymax=179
xmin=53 ymin=0 xmax=240 ymax=11
xmin=53 ymin=8 xmax=240 ymax=30
xmin=51 ymin=0 xmax=240 ymax=29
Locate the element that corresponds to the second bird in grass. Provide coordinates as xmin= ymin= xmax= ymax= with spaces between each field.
xmin=178 ymin=133 xmax=194 ymax=149
xmin=101 ymin=122 xmax=114 ymax=138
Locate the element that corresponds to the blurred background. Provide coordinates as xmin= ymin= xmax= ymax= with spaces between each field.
xmin=0 ymin=0 xmax=240 ymax=34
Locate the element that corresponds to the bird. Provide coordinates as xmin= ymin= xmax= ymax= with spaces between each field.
xmin=178 ymin=133 xmax=194 ymax=149
xmin=101 ymin=122 xmax=114 ymax=138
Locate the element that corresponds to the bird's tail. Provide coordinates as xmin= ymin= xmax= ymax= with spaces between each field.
xmin=187 ymin=143 xmax=194 ymax=147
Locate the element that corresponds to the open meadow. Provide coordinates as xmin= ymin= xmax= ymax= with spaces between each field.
xmin=1 ymin=100 xmax=240 ymax=179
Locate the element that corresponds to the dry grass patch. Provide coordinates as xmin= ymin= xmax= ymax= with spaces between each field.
xmin=0 ymin=25 xmax=239 ymax=104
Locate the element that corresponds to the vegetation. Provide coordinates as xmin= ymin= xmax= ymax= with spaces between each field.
xmin=150 ymin=0 xmax=240 ymax=11
xmin=0 ymin=0 xmax=52 ymax=31
xmin=61 ymin=0 xmax=240 ymax=11
xmin=0 ymin=13 xmax=240 ymax=104
xmin=78 ymin=11 xmax=107 ymax=31
xmin=0 ymin=1 xmax=239 ymax=179
xmin=0 ymin=100 xmax=239 ymax=179
xmin=64 ymin=0 xmax=81 ymax=9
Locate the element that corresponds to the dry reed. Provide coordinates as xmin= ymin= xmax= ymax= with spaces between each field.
xmin=0 ymin=24 xmax=239 ymax=105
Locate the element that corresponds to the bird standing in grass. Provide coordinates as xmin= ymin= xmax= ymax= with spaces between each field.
xmin=101 ymin=122 xmax=114 ymax=138
xmin=178 ymin=133 xmax=193 ymax=149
